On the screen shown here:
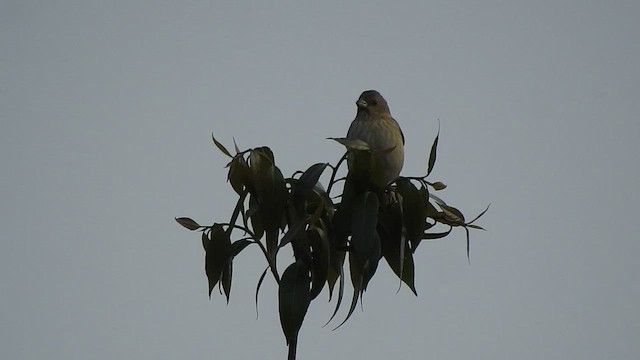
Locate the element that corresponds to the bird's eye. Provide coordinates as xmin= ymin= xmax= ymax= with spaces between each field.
xmin=371 ymin=100 xmax=378 ymax=105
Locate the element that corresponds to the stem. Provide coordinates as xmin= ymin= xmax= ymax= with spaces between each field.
xmin=219 ymin=223 xmax=256 ymax=238
xmin=254 ymin=239 xmax=281 ymax=284
xmin=225 ymin=189 xmax=248 ymax=237
xmin=288 ymin=336 xmax=297 ymax=360
xmin=326 ymin=152 xmax=349 ymax=197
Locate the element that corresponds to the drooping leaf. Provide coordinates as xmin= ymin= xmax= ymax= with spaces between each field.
xmin=204 ymin=224 xmax=232 ymax=297
xmin=378 ymin=199 xmax=417 ymax=295
xmin=248 ymin=195 xmax=264 ymax=240
xmin=324 ymin=262 xmax=345 ymax=327
xmin=175 ymin=217 xmax=201 ymax=231
xmin=349 ymin=191 xmax=381 ymax=290
xmin=278 ymin=261 xmax=311 ymax=345
xmin=396 ymin=178 xmax=428 ymax=250
xmin=308 ymin=226 xmax=330 ymax=300
xmin=254 ymin=266 xmax=269 ymax=319
xmin=212 ymin=133 xmax=233 ymax=158
xmin=412 ymin=185 xmax=431 ymax=252
xmin=221 ymin=259 xmax=232 ymax=303
xmin=326 ymin=247 xmax=345 ymax=301
xmin=228 ymin=155 xmax=250 ymax=195
xmin=249 ymin=147 xmax=287 ymax=255
xmin=333 ymin=253 xmax=364 ymax=330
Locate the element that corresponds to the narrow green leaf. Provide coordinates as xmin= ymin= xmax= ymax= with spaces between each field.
xmin=324 ymin=262 xmax=345 ymax=327
xmin=328 ymin=137 xmax=370 ymax=151
xmin=175 ymin=217 xmax=201 ymax=231
xmin=422 ymin=227 xmax=453 ymax=240
xmin=378 ymin=202 xmax=418 ymax=295
xmin=248 ymin=195 xmax=264 ymax=239
xmin=466 ymin=224 xmax=486 ymax=230
xmin=221 ymin=260 xmax=232 ymax=303
xmin=396 ymin=178 xmax=428 ymax=249
xmin=230 ymin=239 xmax=253 ymax=257
xmin=334 ymin=254 xmax=363 ymax=330
xmin=278 ymin=218 xmax=308 ymax=249
xmin=308 ymin=227 xmax=330 ymax=300
xmin=468 ymin=203 xmax=491 ymax=225
xmin=326 ymin=248 xmax=345 ymax=302
xmin=233 ymin=137 xmax=241 ymax=154
xmin=254 ymin=266 xmax=269 ymax=319
xmin=350 ymin=191 xmax=381 ymax=290
xmin=440 ymin=203 xmax=466 ymax=225
xmin=279 ymin=261 xmax=311 ymax=345
xmin=212 ymin=133 xmax=233 ymax=158
xmin=426 ymin=125 xmax=440 ymax=176
xmin=293 ymin=163 xmax=328 ymax=211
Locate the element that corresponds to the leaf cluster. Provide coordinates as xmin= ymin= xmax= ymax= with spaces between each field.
xmin=176 ymin=132 xmax=487 ymax=360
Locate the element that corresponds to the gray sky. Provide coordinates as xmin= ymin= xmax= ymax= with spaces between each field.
xmin=2 ymin=1 xmax=639 ymax=359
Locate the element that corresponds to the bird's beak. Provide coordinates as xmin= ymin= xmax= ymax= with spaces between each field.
xmin=356 ymin=99 xmax=367 ymax=109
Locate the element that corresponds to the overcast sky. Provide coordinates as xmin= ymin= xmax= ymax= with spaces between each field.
xmin=2 ymin=1 xmax=639 ymax=359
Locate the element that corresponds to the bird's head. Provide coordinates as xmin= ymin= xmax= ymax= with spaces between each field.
xmin=356 ymin=90 xmax=391 ymax=117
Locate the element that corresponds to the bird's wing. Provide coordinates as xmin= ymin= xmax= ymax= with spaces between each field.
xmin=391 ymin=117 xmax=405 ymax=145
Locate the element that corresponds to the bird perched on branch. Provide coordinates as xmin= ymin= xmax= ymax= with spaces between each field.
xmin=347 ymin=90 xmax=405 ymax=188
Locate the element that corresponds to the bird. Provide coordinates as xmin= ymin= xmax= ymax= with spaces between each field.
xmin=346 ymin=90 xmax=405 ymax=188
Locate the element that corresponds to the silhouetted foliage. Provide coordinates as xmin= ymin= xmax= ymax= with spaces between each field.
xmin=176 ymin=131 xmax=488 ymax=360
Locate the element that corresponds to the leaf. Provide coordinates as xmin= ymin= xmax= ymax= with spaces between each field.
xmin=175 ymin=217 xmax=201 ymax=231
xmin=221 ymin=259 xmax=232 ymax=303
xmin=430 ymin=181 xmax=447 ymax=190
xmin=293 ymin=163 xmax=328 ymax=212
xmin=378 ymin=200 xmax=417 ymax=295
xmin=396 ymin=178 xmax=428 ymax=250
xmin=422 ymin=227 xmax=453 ymax=240
xmin=204 ymin=224 xmax=232 ymax=297
xmin=278 ymin=218 xmax=308 ymax=249
xmin=230 ymin=239 xmax=253 ymax=257
xmin=334 ymin=254 xmax=363 ymax=330
xmin=426 ymin=125 xmax=440 ymax=176
xmin=228 ymin=155 xmax=250 ymax=195
xmin=249 ymin=148 xmax=287 ymax=242
xmin=254 ymin=266 xmax=269 ymax=319
xmin=326 ymin=248 xmax=345 ymax=301
xmin=468 ymin=203 xmax=491 ymax=225
xmin=308 ymin=226 xmax=330 ymax=300
xmin=440 ymin=203 xmax=466 ymax=226
xmin=328 ymin=137 xmax=370 ymax=151
xmin=349 ymin=191 xmax=381 ymax=291
xmin=278 ymin=261 xmax=311 ymax=345
xmin=324 ymin=262 xmax=345 ymax=327
xmin=248 ymin=195 xmax=264 ymax=240
xmin=212 ymin=133 xmax=233 ymax=158
xmin=233 ymin=137 xmax=241 ymax=154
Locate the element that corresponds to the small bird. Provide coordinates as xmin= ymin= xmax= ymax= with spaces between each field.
xmin=347 ymin=90 xmax=405 ymax=188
